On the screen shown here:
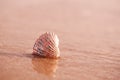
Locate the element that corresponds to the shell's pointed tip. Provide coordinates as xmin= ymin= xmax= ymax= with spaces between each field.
xmin=33 ymin=32 xmax=60 ymax=58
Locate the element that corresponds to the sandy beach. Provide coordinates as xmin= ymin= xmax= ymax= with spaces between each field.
xmin=0 ymin=0 xmax=120 ymax=80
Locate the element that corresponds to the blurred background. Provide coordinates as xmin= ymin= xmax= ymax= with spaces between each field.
xmin=0 ymin=0 xmax=120 ymax=80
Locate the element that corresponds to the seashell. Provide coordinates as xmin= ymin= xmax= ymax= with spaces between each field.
xmin=33 ymin=32 xmax=60 ymax=58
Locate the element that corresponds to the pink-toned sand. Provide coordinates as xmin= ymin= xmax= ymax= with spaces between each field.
xmin=0 ymin=0 xmax=120 ymax=80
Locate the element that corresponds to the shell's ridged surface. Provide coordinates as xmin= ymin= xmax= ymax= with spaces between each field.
xmin=33 ymin=32 xmax=60 ymax=58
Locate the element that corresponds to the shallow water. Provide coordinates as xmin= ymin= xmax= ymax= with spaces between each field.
xmin=0 ymin=0 xmax=120 ymax=80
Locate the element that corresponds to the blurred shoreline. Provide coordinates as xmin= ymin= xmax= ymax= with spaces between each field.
xmin=0 ymin=0 xmax=120 ymax=80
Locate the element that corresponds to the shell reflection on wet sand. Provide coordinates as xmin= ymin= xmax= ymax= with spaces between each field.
xmin=33 ymin=32 xmax=60 ymax=58
xmin=32 ymin=57 xmax=58 ymax=77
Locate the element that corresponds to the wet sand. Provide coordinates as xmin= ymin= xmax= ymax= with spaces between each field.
xmin=0 ymin=0 xmax=120 ymax=80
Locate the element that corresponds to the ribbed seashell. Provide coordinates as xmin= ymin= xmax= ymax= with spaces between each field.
xmin=33 ymin=32 xmax=60 ymax=58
